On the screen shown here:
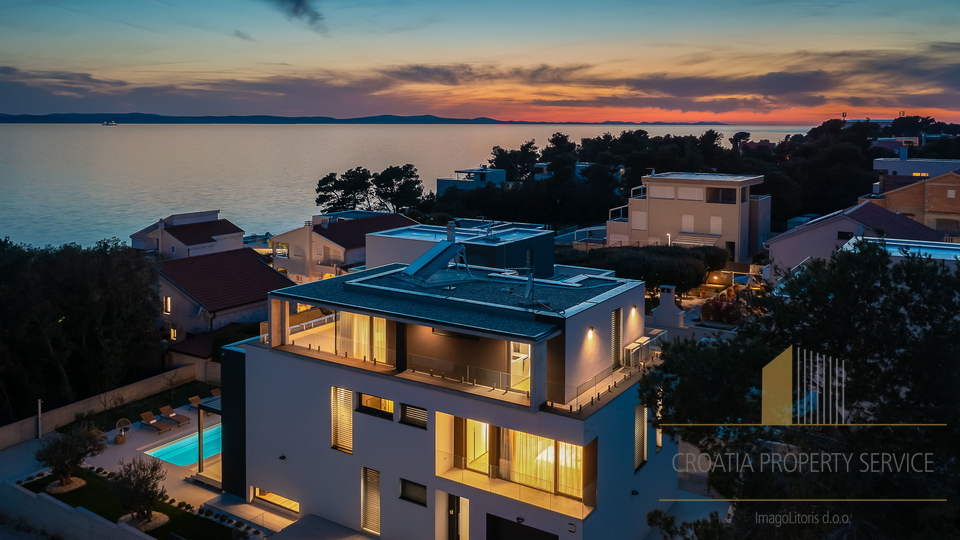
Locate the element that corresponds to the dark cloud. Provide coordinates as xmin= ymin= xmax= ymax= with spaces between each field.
xmin=233 ymin=30 xmax=255 ymax=41
xmin=260 ymin=0 xmax=325 ymax=33
xmin=0 ymin=66 xmax=127 ymax=88
xmin=616 ymin=71 xmax=837 ymax=98
xmin=533 ymin=96 xmax=774 ymax=114
xmin=378 ymin=63 xmax=593 ymax=85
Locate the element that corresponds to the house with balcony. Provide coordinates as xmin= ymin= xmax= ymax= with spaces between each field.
xmin=131 ymin=210 xmax=244 ymax=259
xmin=157 ymin=248 xmax=292 ymax=341
xmin=437 ymin=166 xmax=507 ymax=196
xmin=269 ymin=212 xmax=417 ymax=283
xmin=606 ymin=172 xmax=771 ymax=263
xmin=858 ymin=170 xmax=960 ymax=240
xmin=216 ymin=243 xmax=694 ymax=540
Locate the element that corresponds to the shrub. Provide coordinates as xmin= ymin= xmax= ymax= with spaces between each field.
xmin=36 ymin=472 xmax=46 ymax=478
xmin=177 ymin=501 xmax=186 ymax=509
xmin=96 ymin=467 xmax=105 ymax=473
xmin=235 ymin=521 xmax=244 ymax=528
xmin=111 ymin=456 xmax=167 ymax=522
xmin=219 ymin=515 xmax=227 ymax=522
xmin=107 ymin=472 xmax=116 ymax=479
xmin=15 ymin=480 xmax=22 ymax=485
xmin=227 ymin=518 xmax=235 ymax=524
xmin=34 ymin=423 xmax=106 ymax=488
xmin=26 ymin=476 xmax=34 ymax=482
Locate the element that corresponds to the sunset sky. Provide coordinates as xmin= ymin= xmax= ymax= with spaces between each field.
xmin=1 ymin=0 xmax=958 ymax=123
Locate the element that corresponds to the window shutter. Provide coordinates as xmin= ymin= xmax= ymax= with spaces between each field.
xmin=331 ymin=387 xmax=353 ymax=453
xmin=399 ymin=479 xmax=428 ymax=506
xmin=361 ymin=468 xmax=381 ymax=534
xmin=635 ymin=404 xmax=648 ymax=470
xmin=400 ymin=404 xmax=428 ymax=429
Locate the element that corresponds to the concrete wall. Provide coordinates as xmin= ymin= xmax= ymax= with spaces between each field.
xmin=0 ymin=365 xmax=196 ymax=451
xmin=168 ymin=353 xmax=222 ymax=386
xmin=0 ymin=482 xmax=154 ymax=540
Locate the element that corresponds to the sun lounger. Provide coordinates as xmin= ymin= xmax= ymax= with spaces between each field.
xmin=139 ymin=412 xmax=172 ymax=434
xmin=188 ymin=395 xmax=213 ymax=416
xmin=159 ymin=405 xmax=191 ymax=427
xmin=210 ymin=388 xmax=221 ymax=397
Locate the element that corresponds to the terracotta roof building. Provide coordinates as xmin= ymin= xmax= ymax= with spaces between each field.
xmin=270 ymin=212 xmax=418 ymax=283
xmin=131 ymin=210 xmax=244 ymax=259
xmin=158 ymin=248 xmax=292 ymax=339
xmin=859 ymin=171 xmax=960 ymax=238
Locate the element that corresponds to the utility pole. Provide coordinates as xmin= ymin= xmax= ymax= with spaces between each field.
xmin=37 ymin=399 xmax=43 ymax=438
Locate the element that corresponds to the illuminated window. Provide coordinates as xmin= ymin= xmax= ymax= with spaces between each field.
xmin=331 ymin=387 xmax=353 ymax=453
xmin=254 ymin=487 xmax=300 ymax=513
xmin=509 ymin=342 xmax=530 ymax=391
xmin=557 ymin=441 xmax=583 ymax=498
xmin=466 ymin=419 xmax=489 ymax=473
xmin=912 ymin=172 xmax=929 ymax=177
xmin=358 ymin=393 xmax=394 ymax=419
xmin=361 ymin=467 xmax=381 ymax=534
xmin=170 ymin=328 xmax=177 ymax=341
xmin=337 ymin=312 xmax=389 ymax=364
xmin=274 ymin=242 xmax=289 ymax=258
xmin=635 ymin=404 xmax=648 ymax=470
xmin=296 ymin=303 xmax=312 ymax=313
xmin=162 ymin=296 xmax=172 ymax=314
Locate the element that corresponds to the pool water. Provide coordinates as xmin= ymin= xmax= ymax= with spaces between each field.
xmin=146 ymin=424 xmax=222 ymax=466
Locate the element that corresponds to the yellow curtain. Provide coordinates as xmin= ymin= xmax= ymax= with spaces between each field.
xmin=557 ymin=442 xmax=583 ymax=498
xmin=338 ymin=312 xmax=371 ymax=359
xmin=503 ymin=429 xmax=554 ymax=492
xmin=373 ymin=317 xmax=387 ymax=363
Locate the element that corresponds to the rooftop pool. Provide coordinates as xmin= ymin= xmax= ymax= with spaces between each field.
xmin=145 ymin=424 xmax=222 ymax=466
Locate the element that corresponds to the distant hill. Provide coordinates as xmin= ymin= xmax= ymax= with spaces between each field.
xmin=0 ymin=112 xmax=726 ymax=126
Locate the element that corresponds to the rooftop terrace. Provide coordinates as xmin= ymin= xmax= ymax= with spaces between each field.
xmin=645 ymin=172 xmax=763 ymax=183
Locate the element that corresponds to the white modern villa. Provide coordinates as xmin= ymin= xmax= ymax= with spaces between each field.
xmin=220 ymin=242 xmax=678 ymax=540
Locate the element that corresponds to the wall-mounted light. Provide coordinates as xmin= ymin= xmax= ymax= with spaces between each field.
xmin=631 ymin=304 xmax=637 ymax=313
xmin=588 ymin=326 xmax=594 ymax=336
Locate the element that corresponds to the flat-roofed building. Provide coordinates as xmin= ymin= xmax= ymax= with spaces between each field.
xmin=606 ymin=172 xmax=770 ymax=262
xmin=217 ymin=246 xmax=699 ymax=540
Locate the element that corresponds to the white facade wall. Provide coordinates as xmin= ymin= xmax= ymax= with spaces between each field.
xmin=271 ymin=226 xmax=353 ymax=282
xmin=244 ymin=330 xmax=672 ymax=540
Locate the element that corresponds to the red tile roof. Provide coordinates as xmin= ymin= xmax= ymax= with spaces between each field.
xmin=313 ymin=213 xmax=417 ymax=250
xmin=158 ymin=248 xmax=292 ymax=312
xmin=167 ymin=322 xmax=256 ymax=359
xmin=164 ymin=219 xmax=243 ymax=246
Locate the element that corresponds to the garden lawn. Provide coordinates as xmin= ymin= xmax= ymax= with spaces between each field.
xmin=60 ymin=380 xmax=218 ymax=434
xmin=23 ymin=469 xmax=234 ymax=540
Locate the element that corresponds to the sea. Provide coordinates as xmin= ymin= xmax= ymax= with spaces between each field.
xmin=0 ymin=123 xmax=812 ymax=246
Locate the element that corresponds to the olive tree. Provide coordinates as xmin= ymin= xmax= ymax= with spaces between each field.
xmin=112 ymin=456 xmax=167 ymax=522
xmin=34 ymin=422 xmax=106 ymax=487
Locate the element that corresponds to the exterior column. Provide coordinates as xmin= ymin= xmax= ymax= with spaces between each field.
xmin=269 ymin=298 xmax=290 ymax=347
xmin=530 ymin=340 xmax=547 ymax=409
xmin=197 ymin=408 xmax=204 ymax=474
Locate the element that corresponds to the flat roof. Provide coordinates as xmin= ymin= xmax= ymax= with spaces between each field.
xmin=368 ymin=224 xmax=552 ymax=246
xmin=844 ymin=238 xmax=960 ymax=261
xmin=874 ymin=158 xmax=960 ymax=164
xmin=644 ymin=172 xmax=763 ymax=183
xmin=271 ymin=263 xmax=642 ymax=340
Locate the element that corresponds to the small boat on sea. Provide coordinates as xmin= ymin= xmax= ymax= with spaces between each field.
xmin=101 ymin=120 xmax=118 ymax=126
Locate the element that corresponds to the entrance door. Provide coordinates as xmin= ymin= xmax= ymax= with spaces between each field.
xmin=448 ymin=494 xmax=469 ymax=540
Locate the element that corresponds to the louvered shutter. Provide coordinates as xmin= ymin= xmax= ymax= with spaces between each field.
xmin=361 ymin=467 xmax=381 ymax=534
xmin=331 ymin=387 xmax=353 ymax=453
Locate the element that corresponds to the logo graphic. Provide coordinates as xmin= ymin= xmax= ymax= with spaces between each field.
xmin=761 ymin=346 xmax=846 ymax=425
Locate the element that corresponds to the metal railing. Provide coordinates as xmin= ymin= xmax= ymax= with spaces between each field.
xmin=407 ymin=354 xmax=528 ymax=398
xmin=547 ymin=363 xmax=644 ymax=414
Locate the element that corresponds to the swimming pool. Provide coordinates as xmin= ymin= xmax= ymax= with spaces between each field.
xmin=145 ymin=424 xmax=222 ymax=466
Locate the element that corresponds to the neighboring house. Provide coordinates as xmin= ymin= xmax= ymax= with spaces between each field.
xmin=841 ymin=237 xmax=960 ymax=269
xmin=764 ymin=201 xmax=945 ymax=276
xmin=436 ymin=166 xmax=507 ymax=195
xmin=157 ymin=248 xmax=292 ymax=339
xmin=131 ymin=210 xmax=244 ymax=259
xmin=365 ymin=221 xmax=559 ymax=278
xmin=859 ymin=171 xmax=960 ymax=239
xmin=217 ymin=246 xmax=700 ymax=540
xmin=870 ymin=150 xmax=960 ymax=193
xmin=606 ymin=172 xmax=771 ymax=263
xmin=270 ymin=213 xmax=418 ymax=283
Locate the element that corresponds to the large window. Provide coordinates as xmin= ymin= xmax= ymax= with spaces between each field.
xmin=337 ymin=312 xmax=388 ymax=364
xmin=361 ymin=467 xmax=381 ymax=534
xmin=635 ymin=404 xmax=648 ymax=470
xmin=509 ymin=342 xmax=530 ymax=391
xmin=677 ymin=186 xmax=703 ymax=201
xmin=466 ymin=420 xmax=489 ymax=473
xmin=331 ymin=387 xmax=353 ymax=453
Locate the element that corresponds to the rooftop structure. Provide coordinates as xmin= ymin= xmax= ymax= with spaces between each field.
xmin=366 ymin=220 xmax=560 ymax=278
xmin=215 ymin=247 xmax=686 ymax=539
xmin=130 ymin=210 xmax=244 ymax=259
xmin=858 ymin=170 xmax=960 ymax=239
xmin=870 ymin=150 xmax=960 ymax=193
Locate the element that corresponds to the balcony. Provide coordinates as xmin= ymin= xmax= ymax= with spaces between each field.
xmin=436 ymin=451 xmax=593 ymax=519
xmin=399 ymin=354 xmax=530 ymax=406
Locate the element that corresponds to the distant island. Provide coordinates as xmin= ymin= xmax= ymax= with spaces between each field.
xmin=0 ymin=112 xmax=726 ymax=126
